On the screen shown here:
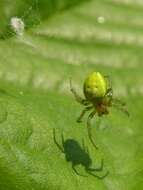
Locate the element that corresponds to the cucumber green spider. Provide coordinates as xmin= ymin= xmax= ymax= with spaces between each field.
xmin=70 ymin=72 xmax=129 ymax=149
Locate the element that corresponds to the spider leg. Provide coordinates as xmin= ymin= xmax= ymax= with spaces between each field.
xmin=106 ymin=88 xmax=113 ymax=96
xmin=105 ymin=88 xmax=113 ymax=105
xmin=112 ymin=103 xmax=129 ymax=117
xmin=106 ymin=88 xmax=126 ymax=107
xmin=70 ymin=78 xmax=90 ymax=106
xmin=77 ymin=106 xmax=93 ymax=123
xmin=104 ymin=75 xmax=112 ymax=90
xmin=112 ymin=98 xmax=126 ymax=106
xmin=87 ymin=110 xmax=98 ymax=149
xmin=53 ymin=128 xmax=64 ymax=153
xmin=104 ymin=76 xmax=114 ymax=104
xmin=104 ymin=77 xmax=126 ymax=106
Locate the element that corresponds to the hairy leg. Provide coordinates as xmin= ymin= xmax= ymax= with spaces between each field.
xmin=70 ymin=78 xmax=90 ymax=106
xmin=77 ymin=106 xmax=93 ymax=122
xmin=112 ymin=98 xmax=126 ymax=106
xmin=104 ymin=75 xmax=112 ymax=91
xmin=112 ymin=103 xmax=129 ymax=117
xmin=105 ymin=87 xmax=113 ymax=106
xmin=87 ymin=110 xmax=98 ymax=149
xmin=106 ymin=88 xmax=126 ymax=107
xmin=106 ymin=88 xmax=113 ymax=96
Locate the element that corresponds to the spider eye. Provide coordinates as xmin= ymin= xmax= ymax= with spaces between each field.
xmin=94 ymin=85 xmax=98 ymax=89
xmin=107 ymin=91 xmax=112 ymax=97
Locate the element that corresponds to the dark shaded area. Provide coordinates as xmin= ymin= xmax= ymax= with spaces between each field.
xmin=53 ymin=128 xmax=108 ymax=179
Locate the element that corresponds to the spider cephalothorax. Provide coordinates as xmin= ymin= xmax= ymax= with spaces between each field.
xmin=70 ymin=71 xmax=129 ymax=149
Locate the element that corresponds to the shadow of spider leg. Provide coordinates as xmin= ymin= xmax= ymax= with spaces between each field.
xmin=53 ymin=128 xmax=64 ymax=153
xmin=72 ymin=164 xmax=88 ymax=177
xmin=86 ymin=163 xmax=109 ymax=179
xmin=87 ymin=110 xmax=98 ymax=149
xmin=82 ymin=139 xmax=109 ymax=179
xmin=82 ymin=138 xmax=89 ymax=154
xmin=85 ymin=159 xmax=109 ymax=179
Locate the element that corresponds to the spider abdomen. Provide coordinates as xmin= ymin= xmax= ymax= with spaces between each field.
xmin=83 ymin=72 xmax=107 ymax=101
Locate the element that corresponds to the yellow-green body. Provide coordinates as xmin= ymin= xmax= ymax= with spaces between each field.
xmin=83 ymin=72 xmax=107 ymax=101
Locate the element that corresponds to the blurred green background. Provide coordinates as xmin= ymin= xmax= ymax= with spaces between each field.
xmin=0 ymin=0 xmax=143 ymax=190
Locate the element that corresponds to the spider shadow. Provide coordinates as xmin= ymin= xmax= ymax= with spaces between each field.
xmin=53 ymin=128 xmax=108 ymax=179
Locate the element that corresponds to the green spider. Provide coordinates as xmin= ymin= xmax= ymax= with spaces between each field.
xmin=70 ymin=72 xmax=129 ymax=149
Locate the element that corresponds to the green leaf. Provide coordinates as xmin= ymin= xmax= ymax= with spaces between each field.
xmin=0 ymin=0 xmax=143 ymax=189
